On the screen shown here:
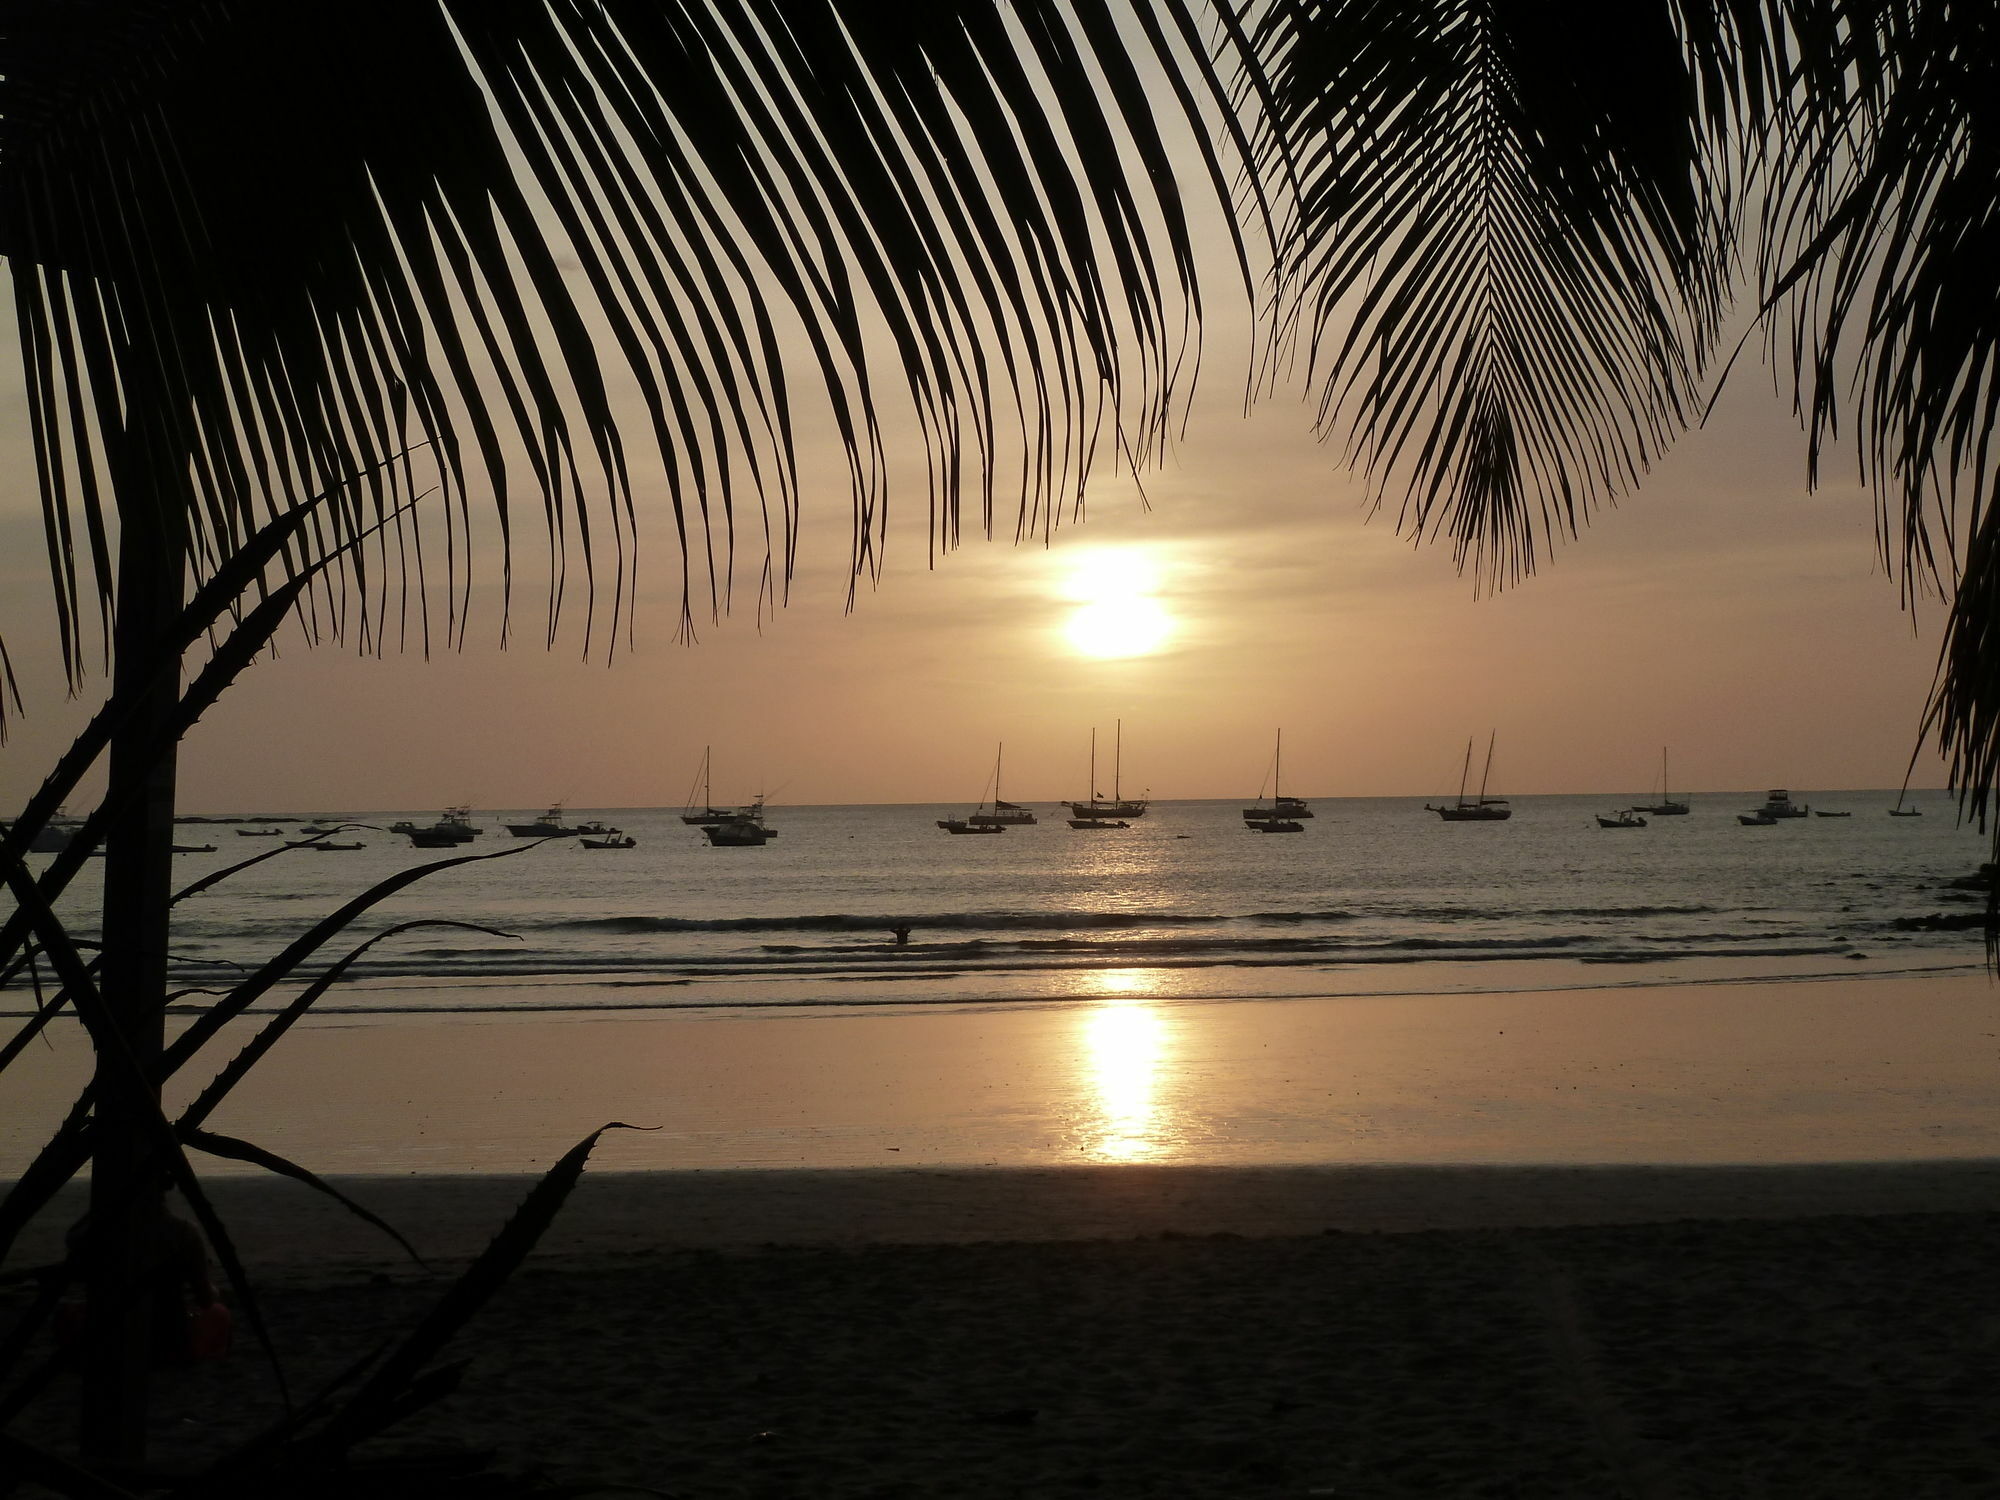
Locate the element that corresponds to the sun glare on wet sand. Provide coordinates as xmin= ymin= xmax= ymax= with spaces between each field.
xmin=1058 ymin=547 xmax=1175 ymax=659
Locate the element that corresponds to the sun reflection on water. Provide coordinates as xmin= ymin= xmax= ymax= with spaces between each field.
xmin=1082 ymin=999 xmax=1171 ymax=1161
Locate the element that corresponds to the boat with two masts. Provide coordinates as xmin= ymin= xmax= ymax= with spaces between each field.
xmin=1066 ymin=726 xmax=1136 ymax=829
xmin=1426 ymin=733 xmax=1512 ymax=821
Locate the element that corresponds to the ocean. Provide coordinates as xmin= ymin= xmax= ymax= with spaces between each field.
xmin=7 ymin=791 xmax=1998 ymax=1174
xmin=14 ymin=789 xmax=1990 ymax=1016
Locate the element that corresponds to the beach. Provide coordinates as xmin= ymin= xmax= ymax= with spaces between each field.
xmin=6 ymin=1163 xmax=2000 ymax=1496
xmin=6 ymin=963 xmax=1998 ymax=1493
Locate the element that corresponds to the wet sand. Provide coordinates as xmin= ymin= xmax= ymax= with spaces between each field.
xmin=5 ymin=966 xmax=1996 ymax=1176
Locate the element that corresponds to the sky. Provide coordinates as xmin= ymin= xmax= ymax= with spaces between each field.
xmin=0 ymin=318 xmax=1951 ymax=815
xmin=0 ymin=55 xmax=1962 ymax=817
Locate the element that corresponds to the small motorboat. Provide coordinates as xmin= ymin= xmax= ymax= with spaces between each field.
xmin=1067 ymin=817 xmax=1130 ymax=830
xmin=236 ymin=827 xmax=280 ymax=836
xmin=937 ymin=818 xmax=1005 ymax=834
xmin=1738 ymin=811 xmax=1777 ymax=826
xmin=580 ymin=834 xmax=636 ymax=849
xmin=1814 ymin=809 xmax=1851 ymax=818
xmin=171 ymin=843 xmax=216 ymax=854
xmin=1246 ymin=817 xmax=1303 ymax=833
xmin=1596 ymin=810 xmax=1647 ymax=829
xmin=312 ymin=842 xmax=366 ymax=851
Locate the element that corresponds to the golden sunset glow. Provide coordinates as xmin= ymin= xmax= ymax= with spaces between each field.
xmin=1083 ymin=1001 xmax=1167 ymax=1161
xmin=1057 ymin=547 xmax=1175 ymax=659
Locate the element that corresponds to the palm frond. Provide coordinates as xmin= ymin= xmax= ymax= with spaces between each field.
xmin=1 ymin=0 xmax=1246 ymax=697
xmin=1246 ymin=0 xmax=1764 ymax=585
xmin=1760 ymin=0 xmax=2000 ymax=821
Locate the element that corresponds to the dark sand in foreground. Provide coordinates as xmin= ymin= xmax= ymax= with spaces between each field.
xmin=8 ymin=1163 xmax=2000 ymax=1496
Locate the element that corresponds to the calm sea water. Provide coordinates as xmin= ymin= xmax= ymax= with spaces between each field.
xmin=14 ymin=790 xmax=1991 ymax=1016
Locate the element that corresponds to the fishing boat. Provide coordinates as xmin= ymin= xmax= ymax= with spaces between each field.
xmin=1888 ymin=793 xmax=1922 ymax=817
xmin=1064 ymin=720 xmax=1147 ymax=821
xmin=171 ymin=843 xmax=216 ymax=854
xmin=312 ymin=842 xmax=366 ymax=851
xmin=679 ymin=747 xmax=739 ymax=825
xmin=1814 ymin=809 xmax=1852 ymax=818
xmin=703 ymin=797 xmax=778 ymax=847
xmin=1596 ymin=809 xmax=1647 ymax=829
xmin=1243 ymin=730 xmax=1312 ymax=825
xmin=1754 ymin=789 xmax=1809 ymax=818
xmin=4 ymin=814 xmax=84 ymax=853
xmin=1633 ymin=749 xmax=1690 ymax=815
xmin=581 ymin=833 xmax=637 ymax=849
xmin=236 ymin=827 xmax=280 ymax=836
xmin=392 ymin=806 xmax=480 ymax=844
xmin=968 ymin=744 xmax=1036 ymax=826
xmin=506 ymin=803 xmax=575 ymax=837
xmin=1426 ymin=734 xmax=1512 ymax=821
xmin=1245 ymin=731 xmax=1305 ymax=832
xmin=1738 ymin=811 xmax=1777 ymax=826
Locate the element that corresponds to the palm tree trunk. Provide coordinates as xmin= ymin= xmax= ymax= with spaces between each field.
xmin=79 ymin=491 xmax=184 ymax=1465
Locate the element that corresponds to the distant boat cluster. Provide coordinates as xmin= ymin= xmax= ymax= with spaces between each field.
xmin=4 ymin=740 xmax=1936 ymax=862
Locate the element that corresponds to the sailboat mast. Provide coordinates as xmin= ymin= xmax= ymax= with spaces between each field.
xmin=1274 ymin=729 xmax=1282 ymax=802
xmin=1089 ymin=728 xmax=1098 ymax=801
xmin=1456 ymin=736 xmax=1473 ymax=804
xmin=995 ymin=742 xmax=1004 ymax=803
xmin=1478 ymin=732 xmax=1496 ymax=802
xmin=1114 ymin=719 xmax=1123 ymax=803
xmin=703 ymin=745 xmax=711 ymax=809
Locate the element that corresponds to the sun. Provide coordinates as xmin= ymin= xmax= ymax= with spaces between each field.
xmin=1065 ymin=598 xmax=1173 ymax=658
xmin=1058 ymin=548 xmax=1176 ymax=659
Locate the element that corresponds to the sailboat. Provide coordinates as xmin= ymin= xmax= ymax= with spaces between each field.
xmin=968 ymin=743 xmax=1036 ymax=826
xmin=1245 ymin=731 xmax=1305 ymax=833
xmin=938 ymin=751 xmax=1009 ymax=835
xmin=679 ymin=747 xmax=738 ymax=825
xmin=1064 ymin=720 xmax=1147 ymax=822
xmin=1242 ymin=730 xmax=1313 ymax=822
xmin=1888 ymin=791 xmax=1923 ymax=817
xmin=1426 ymin=733 xmax=1512 ymax=821
xmin=1634 ymin=748 xmax=1690 ymax=815
xmin=1066 ymin=729 xmax=1130 ymax=829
